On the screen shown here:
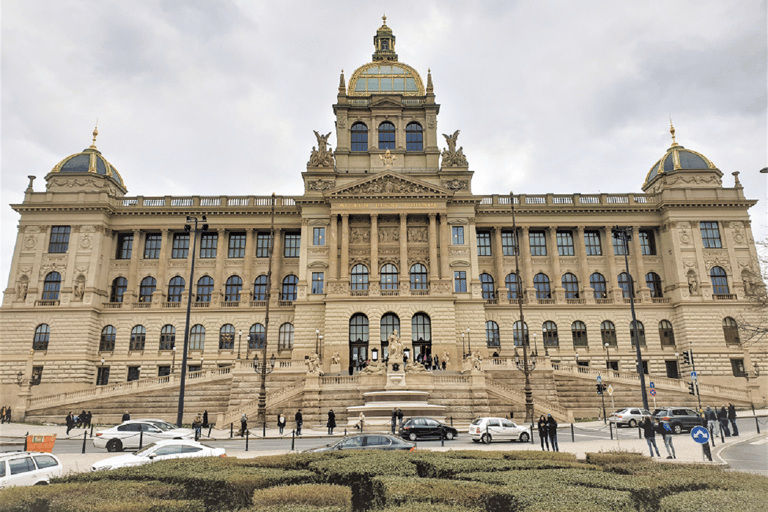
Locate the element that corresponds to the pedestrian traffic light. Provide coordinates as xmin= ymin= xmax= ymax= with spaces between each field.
xmin=683 ymin=350 xmax=693 ymax=366
xmin=596 ymin=384 xmax=603 ymax=395
xmin=687 ymin=381 xmax=697 ymax=396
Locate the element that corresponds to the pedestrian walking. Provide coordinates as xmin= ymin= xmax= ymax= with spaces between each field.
xmin=641 ymin=416 xmax=660 ymax=457
xmin=0 ymin=406 xmax=6 ymax=424
xmin=192 ymin=414 xmax=203 ymax=441
xmin=5 ymin=407 xmax=11 ymax=423
xmin=295 ymin=409 xmax=303 ymax=435
xmin=202 ymin=410 xmax=209 ymax=429
xmin=718 ymin=406 xmax=731 ymax=436
xmin=434 ymin=355 xmax=439 ymax=370
xmin=728 ymin=403 xmax=739 ymax=436
xmin=546 ymin=414 xmax=559 ymax=452
xmin=65 ymin=412 xmax=74 ymax=435
xmin=391 ymin=408 xmax=397 ymax=434
xmin=705 ymin=406 xmax=718 ymax=443
xmin=355 ymin=412 xmax=365 ymax=431
xmin=277 ymin=414 xmax=286 ymax=435
xmin=397 ymin=408 xmax=404 ymax=427
xmin=327 ymin=410 xmax=336 ymax=435
xmin=85 ymin=411 xmax=92 ymax=429
xmin=537 ymin=415 xmax=550 ymax=451
xmin=658 ymin=419 xmax=676 ymax=459
xmin=122 ymin=411 xmax=131 ymax=422
xmin=79 ymin=410 xmax=87 ymax=428
xmin=240 ymin=413 xmax=248 ymax=437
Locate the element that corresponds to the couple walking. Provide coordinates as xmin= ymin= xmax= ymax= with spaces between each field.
xmin=536 ymin=414 xmax=559 ymax=451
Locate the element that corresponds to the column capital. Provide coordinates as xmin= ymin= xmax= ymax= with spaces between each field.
xmin=428 ymin=212 xmax=437 ymax=220
xmin=341 ymin=213 xmax=350 ymax=219
xmin=217 ymin=227 xmax=226 ymax=235
xmin=371 ymin=213 xmax=379 ymax=220
xmin=399 ymin=212 xmax=407 ymax=220
xmin=576 ymin=225 xmax=585 ymax=233
xmin=245 ymin=227 xmax=254 ymax=233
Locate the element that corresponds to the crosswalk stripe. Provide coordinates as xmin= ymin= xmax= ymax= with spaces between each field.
xmin=749 ymin=438 xmax=768 ymax=445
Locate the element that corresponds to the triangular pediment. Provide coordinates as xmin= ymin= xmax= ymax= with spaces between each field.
xmin=329 ymin=172 xmax=451 ymax=198
xmin=369 ymin=96 xmax=405 ymax=108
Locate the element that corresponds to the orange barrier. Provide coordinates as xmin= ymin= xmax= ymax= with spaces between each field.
xmin=26 ymin=434 xmax=56 ymax=453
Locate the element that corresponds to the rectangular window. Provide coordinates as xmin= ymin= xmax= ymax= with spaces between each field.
xmin=556 ymin=231 xmax=574 ymax=256
xmin=96 ymin=367 xmax=110 ymax=386
xmin=143 ymin=233 xmax=162 ymax=259
xmin=476 ymin=231 xmax=492 ymax=256
xmin=116 ymin=233 xmax=133 ymax=259
xmin=312 ymin=272 xmax=324 ymax=294
xmin=256 ymin=233 xmax=271 ymax=257
xmin=228 ymin=232 xmax=246 ymax=258
xmin=172 ymin=233 xmax=189 ymax=259
xmin=200 ymin=233 xmax=218 ymax=258
xmin=612 ymin=234 xmax=629 ymax=255
xmin=529 ymin=231 xmax=547 ymax=256
xmin=502 ymin=231 xmax=518 ymax=256
xmin=454 ymin=271 xmax=467 ymax=293
xmin=158 ymin=366 xmax=171 ymax=377
xmin=127 ymin=366 xmax=140 ymax=382
xmin=31 ymin=366 xmax=43 ymax=385
xmin=584 ymin=231 xmax=602 ymax=256
xmin=730 ymin=359 xmax=746 ymax=377
xmin=48 ymin=226 xmax=71 ymax=253
xmin=284 ymin=233 xmax=300 ymax=258
xmin=700 ymin=221 xmax=722 ymax=248
xmin=452 ymin=226 xmax=464 ymax=245
xmin=639 ymin=229 xmax=656 ymax=255
xmin=313 ymin=227 xmax=325 ymax=246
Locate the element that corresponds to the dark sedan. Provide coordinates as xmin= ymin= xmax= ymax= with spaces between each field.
xmin=303 ymin=433 xmax=416 ymax=453
xmin=399 ymin=417 xmax=459 ymax=441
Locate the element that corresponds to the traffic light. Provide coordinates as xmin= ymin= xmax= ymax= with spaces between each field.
xmin=596 ymin=384 xmax=603 ymax=395
xmin=602 ymin=383 xmax=607 ymax=393
xmin=687 ymin=382 xmax=697 ymax=396
xmin=682 ymin=350 xmax=693 ymax=366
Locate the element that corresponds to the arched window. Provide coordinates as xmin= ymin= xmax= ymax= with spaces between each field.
xmin=351 ymin=122 xmax=368 ymax=152
xmin=100 ymin=325 xmax=116 ymax=352
xmin=410 ymin=263 xmax=428 ymax=290
xmin=659 ymin=320 xmax=674 ymax=346
xmin=219 ymin=324 xmax=235 ymax=350
xmin=722 ymin=317 xmax=740 ymax=345
xmin=646 ymin=272 xmax=663 ymax=298
xmin=505 ymin=273 xmax=522 ymax=299
xmin=281 ymin=275 xmax=298 ymax=301
xmin=110 ymin=277 xmax=127 ymax=303
xmin=139 ymin=277 xmax=156 ymax=303
xmin=406 ymin=122 xmax=423 ymax=151
xmin=512 ymin=321 xmax=528 ymax=347
xmin=249 ymin=323 xmax=265 ymax=350
xmin=542 ymin=321 xmax=559 ymax=347
xmin=412 ymin=313 xmax=431 ymax=342
xmin=190 ymin=324 xmax=205 ymax=351
xmin=159 ymin=325 xmax=175 ymax=350
xmin=278 ymin=323 xmax=294 ymax=351
xmin=486 ymin=321 xmax=500 ymax=348
xmin=572 ymin=321 xmax=588 ymax=347
xmin=380 ymin=264 xmax=398 ymax=290
xmin=533 ymin=273 xmax=551 ymax=299
xmin=196 ymin=276 xmax=213 ymax=302
xmin=618 ymin=272 xmax=634 ymax=298
xmin=562 ymin=273 xmax=579 ymax=299
xmin=129 ymin=325 xmax=146 ymax=351
xmin=225 ymin=275 xmax=242 ymax=302
xmin=630 ymin=320 xmax=645 ymax=347
xmin=380 ymin=313 xmax=400 ymax=359
xmin=253 ymin=275 xmax=268 ymax=301
xmin=710 ymin=266 xmax=730 ymax=295
xmin=590 ymin=273 xmax=607 ymax=299
xmin=42 ymin=272 xmax=61 ymax=301
xmin=167 ymin=276 xmax=185 ymax=303
xmin=378 ymin=121 xmax=395 ymax=150
xmin=33 ymin=324 xmax=50 ymax=351
xmin=351 ymin=264 xmax=369 ymax=291
xmin=349 ymin=313 xmax=369 ymax=342
xmin=480 ymin=273 xmax=495 ymax=299
xmin=601 ymin=321 xmax=617 ymax=347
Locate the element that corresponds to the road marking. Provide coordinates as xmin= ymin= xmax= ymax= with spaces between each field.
xmin=749 ymin=438 xmax=768 ymax=445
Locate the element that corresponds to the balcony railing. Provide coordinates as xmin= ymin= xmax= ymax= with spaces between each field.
xmin=132 ymin=302 xmax=151 ymax=309
xmin=350 ymin=290 xmax=369 ymax=297
xmin=566 ymin=299 xmax=586 ymax=305
xmin=221 ymin=301 xmax=240 ymax=307
xmin=250 ymin=300 xmax=267 ymax=307
xmin=380 ymin=290 xmax=399 ymax=297
xmin=102 ymin=302 xmax=123 ymax=309
xmin=163 ymin=302 xmax=182 ymax=308
xmin=714 ymin=294 xmax=737 ymax=300
xmin=411 ymin=289 xmax=430 ymax=296
xmin=193 ymin=301 xmax=210 ymax=308
xmin=652 ymin=297 xmax=670 ymax=304
xmin=35 ymin=300 xmax=59 ymax=307
xmin=537 ymin=299 xmax=556 ymax=305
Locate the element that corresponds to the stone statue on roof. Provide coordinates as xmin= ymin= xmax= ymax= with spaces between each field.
xmin=308 ymin=131 xmax=335 ymax=167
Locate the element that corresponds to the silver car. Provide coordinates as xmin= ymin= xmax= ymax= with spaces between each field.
xmin=91 ymin=439 xmax=225 ymax=471
xmin=469 ymin=417 xmax=531 ymax=443
xmin=608 ymin=407 xmax=652 ymax=428
xmin=93 ymin=420 xmax=195 ymax=452
xmin=0 ymin=452 xmax=62 ymax=488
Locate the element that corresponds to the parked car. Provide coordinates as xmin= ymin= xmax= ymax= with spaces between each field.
xmin=399 ymin=417 xmax=459 ymax=441
xmin=93 ymin=420 xmax=195 ymax=452
xmin=652 ymin=407 xmax=702 ymax=434
xmin=469 ymin=417 xmax=530 ymax=444
xmin=303 ymin=433 xmax=416 ymax=453
xmin=91 ymin=439 xmax=225 ymax=471
xmin=0 ymin=452 xmax=62 ymax=488
xmin=607 ymin=408 xmax=652 ymax=428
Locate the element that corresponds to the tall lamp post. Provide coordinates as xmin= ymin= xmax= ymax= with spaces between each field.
xmin=237 ymin=330 xmax=243 ymax=360
xmin=466 ymin=328 xmax=472 ymax=356
xmin=462 ymin=332 xmax=466 ymax=358
xmin=315 ymin=329 xmax=323 ymax=358
xmin=511 ymin=192 xmax=535 ymax=424
xmin=176 ymin=215 xmax=208 ymax=427
xmin=612 ymin=226 xmax=649 ymax=412
xmin=257 ymin=194 xmax=277 ymax=427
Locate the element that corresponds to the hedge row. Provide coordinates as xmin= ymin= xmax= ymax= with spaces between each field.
xmin=249 ymin=484 xmax=351 ymax=511
xmin=658 ymin=490 xmax=767 ymax=512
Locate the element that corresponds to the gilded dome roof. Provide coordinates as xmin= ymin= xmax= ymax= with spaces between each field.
xmin=644 ymin=124 xmax=716 ymax=187
xmin=50 ymin=128 xmax=124 ymax=187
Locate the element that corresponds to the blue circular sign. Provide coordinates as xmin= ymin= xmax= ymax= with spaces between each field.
xmin=691 ymin=426 xmax=710 ymax=444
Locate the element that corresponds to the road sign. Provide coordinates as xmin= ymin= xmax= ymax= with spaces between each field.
xmin=690 ymin=371 xmax=697 ymax=380
xmin=597 ymin=376 xmax=602 ymax=383
xmin=691 ymin=426 xmax=710 ymax=444
xmin=607 ymin=385 xmax=613 ymax=396
xmin=650 ymin=389 xmax=656 ymax=397
xmin=649 ymin=382 xmax=655 ymax=389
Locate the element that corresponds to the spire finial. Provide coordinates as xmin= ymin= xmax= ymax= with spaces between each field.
xmin=90 ymin=122 xmax=99 ymax=150
xmin=426 ymin=69 xmax=434 ymax=93
xmin=382 ymin=13 xmax=387 ymax=26
xmin=669 ymin=117 xmax=678 ymax=147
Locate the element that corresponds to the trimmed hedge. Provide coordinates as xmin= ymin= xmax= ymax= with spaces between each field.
xmin=371 ymin=476 xmax=502 ymax=510
xmin=413 ymin=456 xmax=593 ymax=479
xmin=249 ymin=484 xmax=351 ymax=511
xmin=658 ymin=490 xmax=767 ymax=512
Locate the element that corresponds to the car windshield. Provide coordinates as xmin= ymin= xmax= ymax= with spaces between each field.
xmin=150 ymin=422 xmax=176 ymax=431
xmin=470 ymin=418 xmax=483 ymax=426
xmin=134 ymin=442 xmax=160 ymax=456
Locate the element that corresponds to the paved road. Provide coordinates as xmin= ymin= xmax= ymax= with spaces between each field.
xmin=721 ymin=434 xmax=768 ymax=475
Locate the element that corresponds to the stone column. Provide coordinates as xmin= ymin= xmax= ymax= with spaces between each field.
xmin=520 ymin=226 xmax=533 ymax=299
xmin=127 ymin=229 xmax=142 ymax=301
xmin=548 ymin=227 xmax=562 ymax=300
xmin=243 ymin=228 xmax=255 ymax=299
xmin=493 ymin=227 xmax=504 ymax=298
xmin=631 ymin=226 xmax=648 ymax=297
xmin=439 ymin=214 xmax=450 ymax=279
xmin=271 ymin=228 xmax=283 ymax=298
xmin=370 ymin=214 xmax=379 ymax=281
xmin=576 ymin=226 xmax=591 ymax=301
xmin=340 ymin=214 xmax=350 ymax=280
xmin=299 ymin=219 xmax=310 ymax=283
xmin=213 ymin=228 xmax=227 ymax=302
xmin=399 ymin=213 xmax=408 ymax=285
xmin=329 ymin=214 xmax=338 ymax=280
xmin=155 ymin=229 xmax=171 ymax=291
xmin=428 ymin=213 xmax=438 ymax=280
xmin=603 ymin=227 xmax=621 ymax=300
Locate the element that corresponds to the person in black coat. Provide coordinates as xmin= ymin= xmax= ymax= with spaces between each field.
xmin=202 ymin=410 xmax=209 ymax=429
xmin=718 ymin=406 xmax=730 ymax=436
xmin=641 ymin=417 xmax=660 ymax=457
xmin=727 ymin=403 xmax=739 ymax=436
xmin=277 ymin=414 xmax=286 ymax=435
xmin=295 ymin=409 xmax=303 ymax=435
xmin=546 ymin=414 xmax=559 ymax=452
xmin=65 ymin=412 xmax=74 ymax=435
xmin=397 ymin=408 xmax=404 ymax=427
xmin=537 ymin=415 xmax=549 ymax=451
xmin=121 ymin=411 xmax=131 ymax=422
xmin=327 ymin=410 xmax=336 ymax=435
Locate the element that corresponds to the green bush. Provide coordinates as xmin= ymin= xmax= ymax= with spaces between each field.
xmin=372 ymin=505 xmax=482 ymax=512
xmin=659 ymin=489 xmax=767 ymax=512
xmin=413 ymin=457 xmax=591 ymax=479
xmin=249 ymin=484 xmax=351 ymax=511
xmin=371 ymin=476 xmax=501 ymax=510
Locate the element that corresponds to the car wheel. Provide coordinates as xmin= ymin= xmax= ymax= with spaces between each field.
xmin=444 ymin=431 xmax=455 ymax=441
xmin=628 ymin=419 xmax=637 ymax=428
xmin=672 ymin=423 xmax=683 ymax=435
xmin=519 ymin=432 xmax=530 ymax=443
xmin=408 ymin=432 xmax=418 ymax=442
xmin=472 ymin=439 xmax=480 ymax=443
xmin=106 ymin=439 xmax=123 ymax=452
xmin=481 ymin=433 xmax=491 ymax=445
xmin=34 ymin=481 xmax=49 ymax=485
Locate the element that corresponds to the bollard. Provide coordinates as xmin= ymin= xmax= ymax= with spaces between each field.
xmin=208 ymin=425 xmax=213 ymax=438
xmin=23 ymin=432 xmax=28 ymax=451
xmin=609 ymin=422 xmax=613 ymax=440
xmin=441 ymin=427 xmax=444 ymax=447
xmin=638 ymin=426 xmax=642 ymax=439
xmin=720 ymin=425 xmax=725 ymax=444
xmin=291 ymin=430 xmax=295 ymax=451
xmin=450 ymin=416 xmax=453 ymax=427
xmin=263 ymin=421 xmax=266 ymax=438
xmin=571 ymin=423 xmax=574 ymax=442
xmin=230 ymin=423 xmax=234 ymax=438
xmin=245 ymin=430 xmax=249 ymax=452
xmin=344 ymin=428 xmax=347 ymax=436
xmin=90 ymin=425 xmax=94 ymax=438
xmin=530 ymin=421 xmax=535 ymax=444
xmin=139 ymin=430 xmax=144 ymax=449
xmin=81 ymin=431 xmax=87 ymax=454
xmin=753 ymin=404 xmax=760 ymax=434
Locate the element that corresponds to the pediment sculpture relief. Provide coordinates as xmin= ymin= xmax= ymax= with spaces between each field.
xmin=342 ymin=176 xmax=435 ymax=196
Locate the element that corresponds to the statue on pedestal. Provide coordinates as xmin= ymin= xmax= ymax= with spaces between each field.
xmin=388 ymin=330 xmax=404 ymax=364
xmin=305 ymin=352 xmax=324 ymax=375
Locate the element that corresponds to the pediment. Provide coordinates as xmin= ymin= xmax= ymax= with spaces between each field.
xmin=369 ymin=96 xmax=404 ymax=108
xmin=329 ymin=173 xmax=451 ymax=199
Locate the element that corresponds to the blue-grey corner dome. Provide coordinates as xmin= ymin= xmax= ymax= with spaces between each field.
xmin=50 ymin=129 xmax=124 ymax=187
xmin=644 ymin=144 xmax=716 ymax=187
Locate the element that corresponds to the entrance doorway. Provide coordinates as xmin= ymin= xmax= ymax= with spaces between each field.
xmin=350 ymin=343 xmax=368 ymax=371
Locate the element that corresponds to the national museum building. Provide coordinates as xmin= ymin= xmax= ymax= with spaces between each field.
xmin=1 ymin=19 xmax=765 ymax=424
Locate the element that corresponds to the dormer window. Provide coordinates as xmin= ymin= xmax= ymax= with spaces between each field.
xmin=381 ymin=39 xmax=389 ymax=50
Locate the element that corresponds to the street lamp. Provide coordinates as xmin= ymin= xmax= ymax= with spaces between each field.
xmin=511 ymin=192 xmax=534 ymax=424
xmin=531 ymin=333 xmax=538 ymax=358
xmin=604 ymin=342 xmax=612 ymax=371
xmin=257 ymin=194 xmax=277 ymax=428
xmin=315 ymin=329 xmax=323 ymax=358
xmin=466 ymin=327 xmax=472 ymax=355
xmin=237 ymin=330 xmax=243 ymax=360
xmin=462 ymin=332 xmax=466 ymax=358
xmin=254 ymin=352 xmax=276 ymax=374
xmin=172 ymin=346 xmax=177 ymax=374
xmin=612 ymin=226 xmax=649 ymax=412
xmin=177 ymin=215 xmax=208 ymax=427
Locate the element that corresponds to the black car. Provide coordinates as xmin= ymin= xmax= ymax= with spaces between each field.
xmin=399 ymin=417 xmax=459 ymax=441
xmin=303 ymin=433 xmax=415 ymax=453
xmin=653 ymin=407 xmax=702 ymax=434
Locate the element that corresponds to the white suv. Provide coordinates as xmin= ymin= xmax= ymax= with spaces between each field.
xmin=0 ymin=452 xmax=63 ymax=488
xmin=469 ymin=417 xmax=531 ymax=444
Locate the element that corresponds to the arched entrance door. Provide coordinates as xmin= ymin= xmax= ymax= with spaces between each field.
xmin=412 ymin=312 xmax=431 ymax=361
xmin=349 ymin=313 xmax=369 ymax=372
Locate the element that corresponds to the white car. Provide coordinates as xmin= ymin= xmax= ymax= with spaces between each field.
xmin=469 ymin=417 xmax=531 ymax=444
xmin=608 ymin=407 xmax=652 ymax=428
xmin=94 ymin=420 xmax=195 ymax=452
xmin=91 ymin=439 xmax=225 ymax=471
xmin=0 ymin=452 xmax=63 ymax=488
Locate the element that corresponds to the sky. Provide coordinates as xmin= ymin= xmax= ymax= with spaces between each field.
xmin=2 ymin=0 xmax=766 ymax=293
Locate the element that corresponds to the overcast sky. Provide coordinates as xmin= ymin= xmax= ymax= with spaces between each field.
xmin=2 ymin=0 xmax=766 ymax=293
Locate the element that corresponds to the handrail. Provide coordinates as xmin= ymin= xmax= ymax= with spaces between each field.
xmin=485 ymin=377 xmax=569 ymax=421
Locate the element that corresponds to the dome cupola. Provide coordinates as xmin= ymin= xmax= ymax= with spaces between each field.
xmin=642 ymin=123 xmax=720 ymax=192
xmin=49 ymin=127 xmax=125 ymax=189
